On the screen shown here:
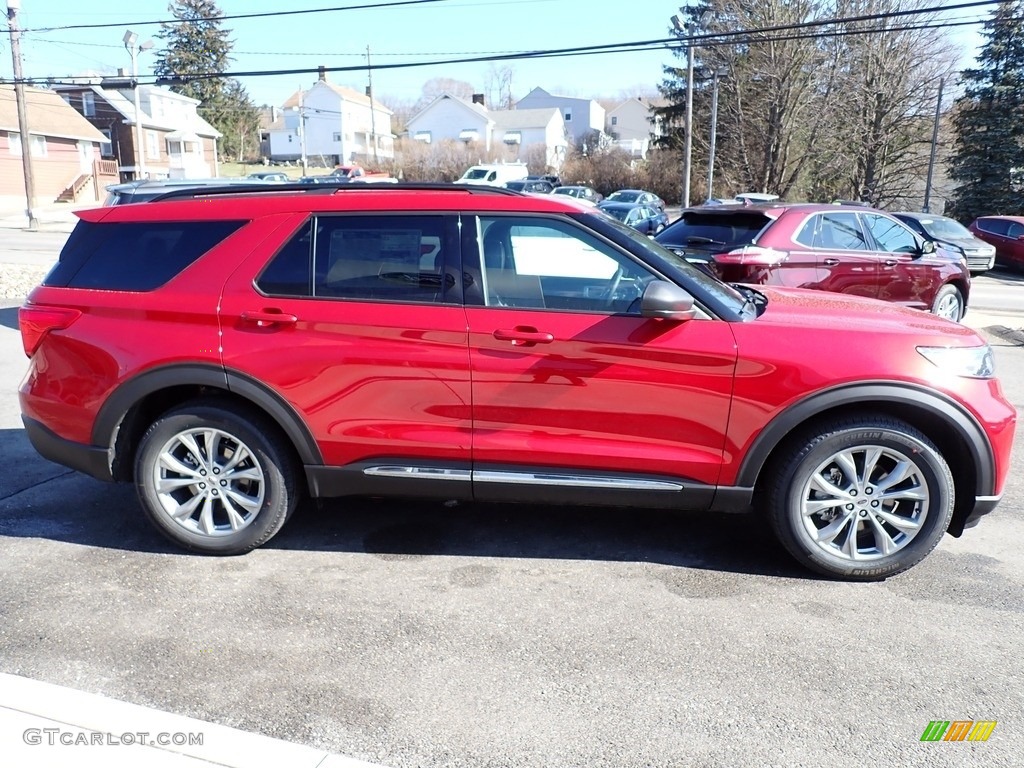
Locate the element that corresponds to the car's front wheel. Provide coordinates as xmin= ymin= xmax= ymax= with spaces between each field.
xmin=931 ymin=284 xmax=964 ymax=322
xmin=134 ymin=402 xmax=298 ymax=554
xmin=765 ymin=416 xmax=954 ymax=580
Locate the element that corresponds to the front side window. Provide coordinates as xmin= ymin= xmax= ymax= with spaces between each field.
xmin=862 ymin=214 xmax=918 ymax=253
xmin=258 ymin=215 xmax=457 ymax=305
xmin=477 ymin=216 xmax=656 ymax=314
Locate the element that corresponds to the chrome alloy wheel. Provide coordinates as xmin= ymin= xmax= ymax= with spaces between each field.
xmin=799 ymin=444 xmax=929 ymax=561
xmin=152 ymin=428 xmax=265 ymax=537
xmin=933 ymin=291 xmax=962 ymax=321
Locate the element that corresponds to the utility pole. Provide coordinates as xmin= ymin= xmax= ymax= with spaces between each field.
xmin=671 ymin=12 xmax=699 ymax=208
xmin=297 ymin=89 xmax=308 ymax=176
xmin=706 ymin=70 xmax=721 ymax=202
xmin=7 ymin=0 xmax=37 ymax=230
xmin=366 ymin=46 xmax=378 ymax=166
xmin=923 ymin=77 xmax=944 ymax=214
xmin=123 ymin=30 xmax=153 ymax=180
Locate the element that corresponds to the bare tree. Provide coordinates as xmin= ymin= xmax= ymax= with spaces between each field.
xmin=484 ymin=64 xmax=516 ymax=110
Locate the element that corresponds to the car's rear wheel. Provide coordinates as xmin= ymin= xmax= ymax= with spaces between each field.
xmin=765 ymin=416 xmax=954 ymax=580
xmin=931 ymin=284 xmax=964 ymax=321
xmin=135 ymin=402 xmax=297 ymax=554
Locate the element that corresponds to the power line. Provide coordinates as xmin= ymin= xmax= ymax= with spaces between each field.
xmin=2 ymin=0 xmax=1001 ymax=87
xmin=21 ymin=0 xmax=461 ymax=33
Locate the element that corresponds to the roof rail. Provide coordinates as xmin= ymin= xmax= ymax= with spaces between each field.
xmin=149 ymin=181 xmax=525 ymax=203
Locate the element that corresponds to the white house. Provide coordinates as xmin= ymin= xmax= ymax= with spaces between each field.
xmin=514 ymin=87 xmax=605 ymax=146
xmin=269 ymin=72 xmax=394 ymax=165
xmin=606 ymin=97 xmax=665 ymax=158
xmin=405 ymin=93 xmax=493 ymax=149
xmin=492 ymin=108 xmax=567 ymax=169
xmin=405 ymin=93 xmax=567 ymax=170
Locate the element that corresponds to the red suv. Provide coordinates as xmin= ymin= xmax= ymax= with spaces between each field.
xmin=969 ymin=215 xmax=1024 ymax=271
xmin=655 ymin=203 xmax=972 ymax=321
xmin=18 ymin=184 xmax=1016 ymax=580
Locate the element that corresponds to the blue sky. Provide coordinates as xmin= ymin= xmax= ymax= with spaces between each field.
xmin=2 ymin=0 xmax=990 ymax=109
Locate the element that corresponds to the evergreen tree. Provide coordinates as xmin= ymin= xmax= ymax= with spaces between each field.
xmin=154 ymin=0 xmax=260 ymax=162
xmin=948 ymin=1 xmax=1024 ymax=221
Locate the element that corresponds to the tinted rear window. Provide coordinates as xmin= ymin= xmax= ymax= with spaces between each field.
xmin=44 ymin=220 xmax=246 ymax=290
xmin=658 ymin=211 xmax=771 ymax=247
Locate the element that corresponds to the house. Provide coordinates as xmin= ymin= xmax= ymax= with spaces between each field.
xmin=514 ymin=87 xmax=605 ymax=146
xmin=606 ymin=97 xmax=666 ymax=158
xmin=269 ymin=70 xmax=395 ymax=166
xmin=405 ymin=93 xmax=567 ymax=170
xmin=405 ymin=93 xmax=492 ymax=149
xmin=0 ymin=84 xmax=114 ymax=207
xmin=53 ymin=76 xmax=220 ymax=182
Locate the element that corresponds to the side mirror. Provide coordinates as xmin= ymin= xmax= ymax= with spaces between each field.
xmin=640 ymin=281 xmax=698 ymax=322
xmin=920 ymin=239 xmax=937 ymax=255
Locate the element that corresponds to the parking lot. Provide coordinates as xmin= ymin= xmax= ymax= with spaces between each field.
xmin=1 ymin=241 xmax=1024 ymax=766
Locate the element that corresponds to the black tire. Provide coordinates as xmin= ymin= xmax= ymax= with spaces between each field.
xmin=930 ymin=284 xmax=964 ymax=322
xmin=134 ymin=402 xmax=298 ymax=554
xmin=765 ymin=416 xmax=954 ymax=581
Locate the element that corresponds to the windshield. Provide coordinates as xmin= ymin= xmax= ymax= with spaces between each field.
xmin=602 ymin=207 xmax=631 ymax=223
xmin=575 ymin=211 xmax=750 ymax=317
xmin=607 ymin=191 xmax=639 ymax=203
xmin=658 ymin=211 xmax=771 ymax=249
xmin=463 ymin=169 xmax=489 ymax=180
xmin=917 ymin=216 xmax=973 ymax=239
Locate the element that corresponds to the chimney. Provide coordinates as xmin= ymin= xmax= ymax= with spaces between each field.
xmin=117 ymin=67 xmax=127 ymax=77
xmin=318 ymin=65 xmax=327 ymax=82
xmin=472 ymin=93 xmax=485 ymax=106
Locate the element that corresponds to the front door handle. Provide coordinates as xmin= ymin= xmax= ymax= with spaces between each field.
xmin=822 ymin=258 xmax=840 ymax=266
xmin=884 ymin=259 xmax=899 ymax=267
xmin=240 ymin=309 xmax=298 ymax=327
xmin=493 ymin=327 xmax=554 ymax=346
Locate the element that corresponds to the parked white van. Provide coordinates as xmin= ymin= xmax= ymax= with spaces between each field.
xmin=457 ymin=163 xmax=529 ymax=187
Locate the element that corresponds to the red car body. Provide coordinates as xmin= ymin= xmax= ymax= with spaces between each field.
xmin=17 ymin=186 xmax=1016 ymax=579
xmin=969 ymin=215 xmax=1024 ymax=270
xmin=655 ymin=203 xmax=972 ymax=321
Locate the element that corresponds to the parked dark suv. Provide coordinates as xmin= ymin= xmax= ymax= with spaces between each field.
xmin=18 ymin=184 xmax=1015 ymax=580
xmin=655 ymin=203 xmax=972 ymax=321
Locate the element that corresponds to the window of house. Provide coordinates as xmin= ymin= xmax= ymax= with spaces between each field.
xmin=146 ymin=130 xmax=160 ymax=160
xmin=564 ymin=109 xmax=573 ymax=122
xmin=611 ymin=116 xmax=618 ymax=126
xmin=332 ymin=132 xmax=342 ymax=142
xmin=7 ymin=132 xmax=21 ymax=156
xmin=99 ymin=129 xmax=113 ymax=157
xmin=82 ymin=92 xmax=95 ymax=117
xmin=31 ymin=136 xmax=47 ymax=157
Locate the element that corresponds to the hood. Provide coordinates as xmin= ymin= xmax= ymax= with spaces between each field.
xmin=931 ymin=234 xmax=992 ymax=252
xmin=754 ymin=286 xmax=980 ymax=343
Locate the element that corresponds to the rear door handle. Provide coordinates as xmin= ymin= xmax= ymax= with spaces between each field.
xmin=822 ymin=258 xmax=840 ymax=266
xmin=493 ymin=327 xmax=554 ymax=346
xmin=240 ymin=310 xmax=298 ymax=327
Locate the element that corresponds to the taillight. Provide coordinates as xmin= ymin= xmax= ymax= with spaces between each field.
xmin=711 ymin=246 xmax=785 ymax=266
xmin=18 ymin=305 xmax=81 ymax=357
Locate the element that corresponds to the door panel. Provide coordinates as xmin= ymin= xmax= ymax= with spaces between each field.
xmin=219 ymin=214 xmax=472 ymax=468
xmin=812 ymin=212 xmax=879 ymax=298
xmin=468 ymin=215 xmax=737 ymax=489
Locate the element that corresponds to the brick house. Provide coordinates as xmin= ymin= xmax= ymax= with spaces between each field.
xmin=53 ymin=77 xmax=220 ymax=182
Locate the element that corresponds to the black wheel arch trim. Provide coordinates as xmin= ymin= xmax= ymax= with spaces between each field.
xmin=91 ymin=363 xmax=322 ymax=467
xmin=735 ymin=382 xmax=995 ymax=495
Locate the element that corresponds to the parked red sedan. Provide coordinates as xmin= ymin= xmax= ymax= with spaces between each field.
xmin=969 ymin=215 xmax=1024 ymax=270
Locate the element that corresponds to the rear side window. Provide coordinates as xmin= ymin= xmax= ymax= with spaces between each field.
xmin=659 ymin=211 xmax=770 ymax=247
xmin=257 ymin=215 xmax=458 ymax=304
xmin=44 ymin=220 xmax=245 ymax=290
xmin=977 ymin=218 xmax=1010 ymax=236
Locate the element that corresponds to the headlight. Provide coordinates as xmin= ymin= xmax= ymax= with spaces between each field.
xmin=917 ymin=345 xmax=995 ymax=378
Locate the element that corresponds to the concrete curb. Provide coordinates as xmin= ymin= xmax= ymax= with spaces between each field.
xmin=0 ymin=673 xmax=388 ymax=768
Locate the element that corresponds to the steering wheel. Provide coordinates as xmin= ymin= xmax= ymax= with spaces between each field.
xmin=606 ymin=266 xmax=624 ymax=308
